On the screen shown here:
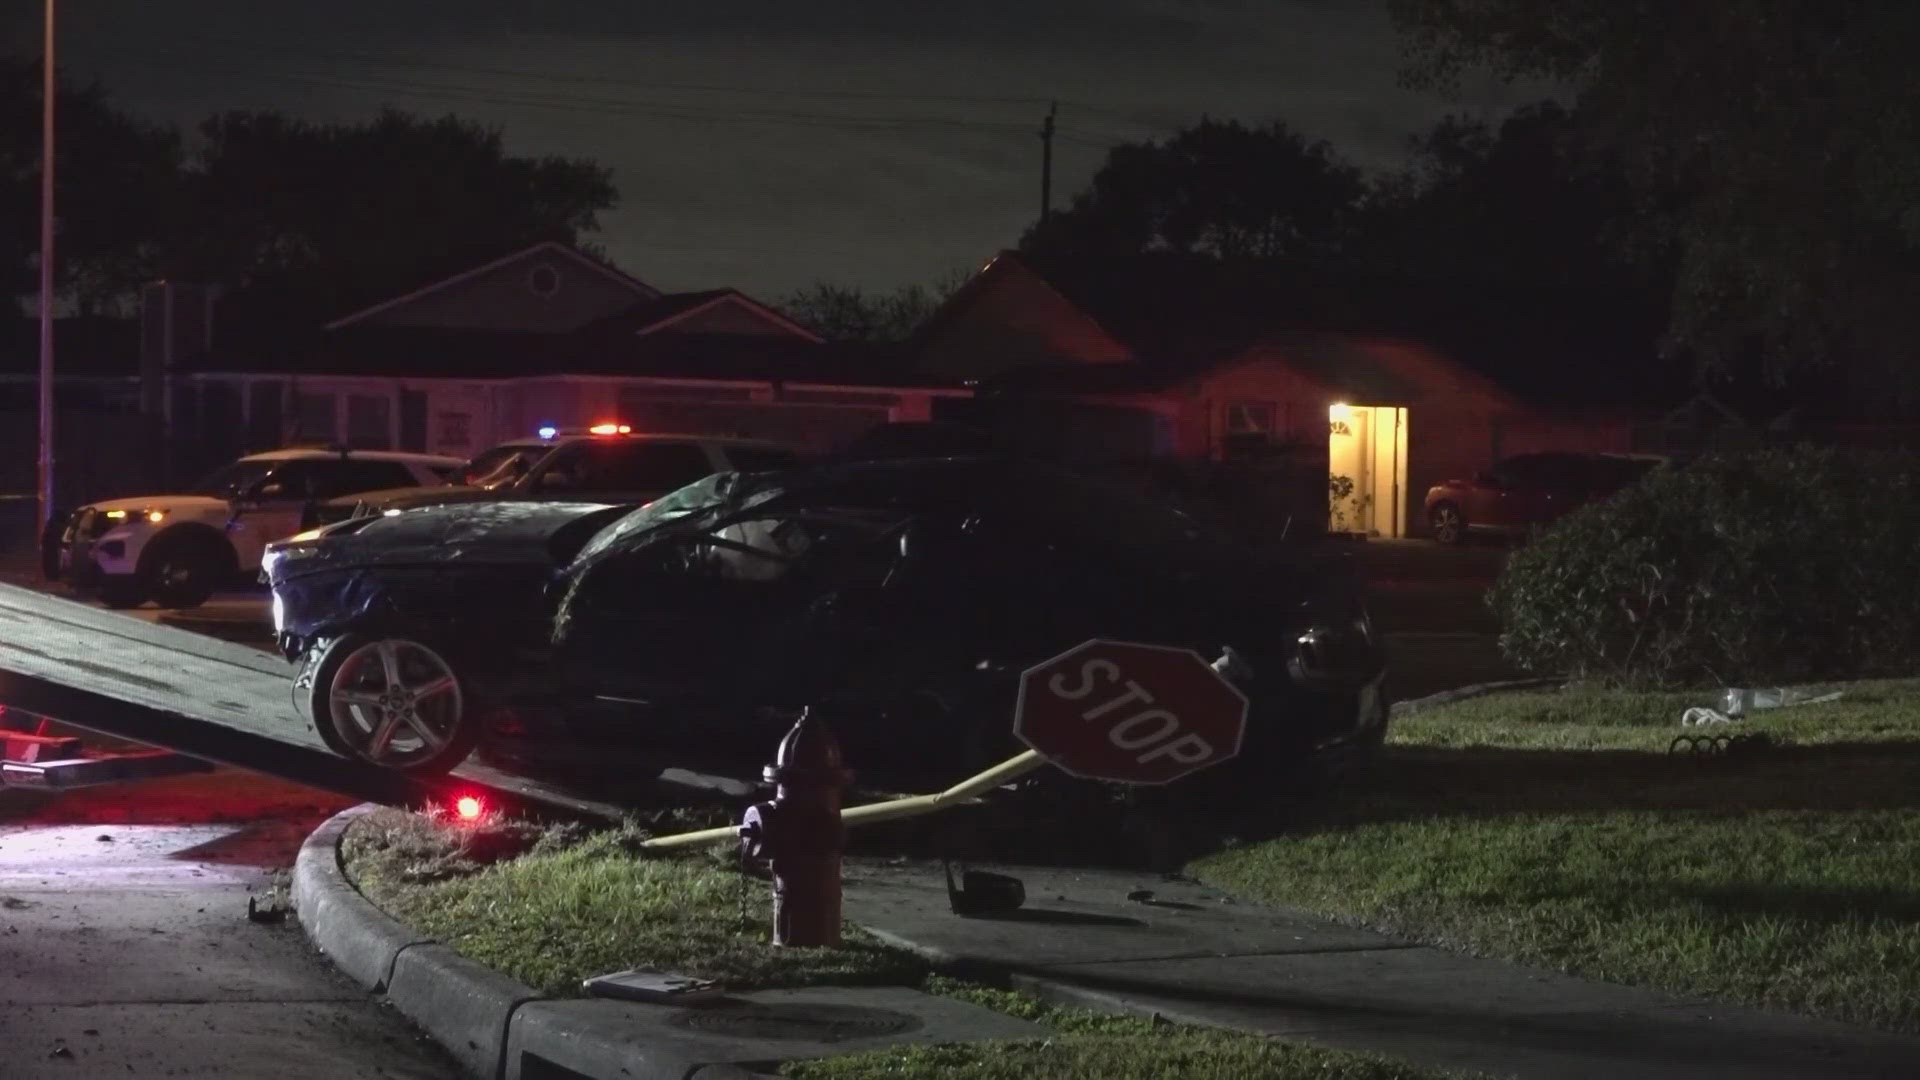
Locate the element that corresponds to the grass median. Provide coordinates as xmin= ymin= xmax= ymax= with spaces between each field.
xmin=340 ymin=809 xmax=1472 ymax=1079
xmin=1193 ymin=679 xmax=1920 ymax=1032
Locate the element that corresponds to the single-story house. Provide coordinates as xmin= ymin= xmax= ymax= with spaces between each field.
xmin=906 ymin=250 xmax=1671 ymax=537
xmin=143 ymin=243 xmax=968 ymax=478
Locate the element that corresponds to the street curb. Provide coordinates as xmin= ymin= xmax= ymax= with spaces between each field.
xmin=1389 ymin=676 xmax=1564 ymax=717
xmin=294 ymin=805 xmax=538 ymax=1078
xmin=293 ymin=804 xmax=783 ymax=1080
xmin=293 ymin=805 xmax=435 ymax=992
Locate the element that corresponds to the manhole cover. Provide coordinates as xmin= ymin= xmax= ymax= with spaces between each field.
xmin=670 ymin=1002 xmax=923 ymax=1043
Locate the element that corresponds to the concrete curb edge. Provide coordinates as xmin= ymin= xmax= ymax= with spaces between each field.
xmin=294 ymin=804 xmax=543 ymax=1079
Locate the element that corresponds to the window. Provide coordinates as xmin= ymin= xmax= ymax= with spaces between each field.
xmin=346 ymin=394 xmax=393 ymax=449
xmin=436 ymin=412 xmax=473 ymax=451
xmin=294 ymin=393 xmax=336 ymax=442
xmin=1225 ymin=402 xmax=1277 ymax=436
xmin=309 ymin=459 xmax=417 ymax=498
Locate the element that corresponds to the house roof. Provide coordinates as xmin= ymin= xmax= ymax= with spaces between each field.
xmin=582 ymin=289 xmax=824 ymax=344
xmin=192 ymin=326 xmax=959 ymax=390
xmin=324 ymin=241 xmax=660 ymax=330
xmin=980 ymin=250 xmax=1694 ymax=411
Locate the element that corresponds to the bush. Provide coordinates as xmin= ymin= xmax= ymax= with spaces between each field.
xmin=1489 ymin=446 xmax=1920 ymax=687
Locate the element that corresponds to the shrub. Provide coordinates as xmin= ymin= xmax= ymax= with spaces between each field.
xmin=1489 ymin=446 xmax=1920 ymax=687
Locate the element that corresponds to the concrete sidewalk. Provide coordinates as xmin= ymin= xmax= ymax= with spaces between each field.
xmin=844 ymin=861 xmax=1920 ymax=1080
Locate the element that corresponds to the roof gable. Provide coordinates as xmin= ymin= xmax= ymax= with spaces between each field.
xmin=326 ymin=242 xmax=660 ymax=333
xmin=910 ymin=252 xmax=1133 ymax=379
xmin=632 ymin=291 xmax=823 ymax=343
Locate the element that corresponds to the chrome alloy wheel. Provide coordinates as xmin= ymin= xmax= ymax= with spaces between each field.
xmin=325 ymin=639 xmax=465 ymax=767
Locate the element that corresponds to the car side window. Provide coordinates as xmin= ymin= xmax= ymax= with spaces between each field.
xmin=312 ymin=460 xmax=416 ymax=498
xmin=250 ymin=461 xmax=314 ymax=500
xmin=689 ymin=511 xmax=906 ymax=587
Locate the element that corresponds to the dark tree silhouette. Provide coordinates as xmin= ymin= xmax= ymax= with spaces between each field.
xmin=167 ymin=108 xmax=617 ymax=330
xmin=1393 ymin=0 xmax=1920 ymax=408
xmin=0 ymin=59 xmax=180 ymax=313
xmin=1020 ymin=119 xmax=1367 ymax=263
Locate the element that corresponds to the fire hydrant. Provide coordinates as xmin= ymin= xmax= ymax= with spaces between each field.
xmin=738 ymin=708 xmax=852 ymax=947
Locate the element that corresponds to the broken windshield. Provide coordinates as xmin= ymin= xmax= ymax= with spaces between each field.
xmin=569 ymin=471 xmax=783 ymax=567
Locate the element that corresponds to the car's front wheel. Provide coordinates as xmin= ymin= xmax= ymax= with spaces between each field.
xmin=143 ymin=530 xmax=232 ymax=609
xmin=303 ymin=632 xmax=479 ymax=775
xmin=1429 ymin=502 xmax=1466 ymax=545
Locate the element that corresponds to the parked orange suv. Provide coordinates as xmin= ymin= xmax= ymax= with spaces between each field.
xmin=1424 ymin=452 xmax=1663 ymax=544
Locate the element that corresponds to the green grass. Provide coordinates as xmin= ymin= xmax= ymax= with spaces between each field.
xmin=784 ymin=978 xmax=1473 ymax=1080
xmin=343 ymin=808 xmax=921 ymax=996
xmin=342 ymin=814 xmax=1475 ymax=1079
xmin=1193 ymin=680 xmax=1920 ymax=1032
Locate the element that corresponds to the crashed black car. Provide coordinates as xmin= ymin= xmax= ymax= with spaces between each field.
xmin=263 ymin=456 xmax=1386 ymax=795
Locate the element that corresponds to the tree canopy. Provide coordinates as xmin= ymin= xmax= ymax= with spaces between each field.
xmin=1021 ymin=119 xmax=1366 ymax=263
xmin=2 ymin=65 xmax=618 ymax=329
xmin=171 ymin=108 xmax=617 ymax=330
xmin=0 ymin=59 xmax=179 ymax=313
xmin=1391 ymin=0 xmax=1920 ymax=407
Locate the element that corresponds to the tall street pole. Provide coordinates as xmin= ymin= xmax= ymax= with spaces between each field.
xmin=38 ymin=0 xmax=57 ymax=535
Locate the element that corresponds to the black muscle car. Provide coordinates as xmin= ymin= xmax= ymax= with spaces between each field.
xmin=263 ymin=456 xmax=1386 ymax=795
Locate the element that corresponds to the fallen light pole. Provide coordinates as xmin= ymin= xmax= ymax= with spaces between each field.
xmin=642 ymin=639 xmax=1252 ymax=949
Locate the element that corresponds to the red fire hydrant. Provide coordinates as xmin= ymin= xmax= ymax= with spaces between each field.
xmin=738 ymin=708 xmax=852 ymax=947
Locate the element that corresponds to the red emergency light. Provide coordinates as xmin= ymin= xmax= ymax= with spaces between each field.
xmin=587 ymin=423 xmax=632 ymax=436
xmin=454 ymin=795 xmax=484 ymax=822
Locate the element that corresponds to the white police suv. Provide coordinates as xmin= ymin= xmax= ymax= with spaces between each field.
xmin=53 ymin=448 xmax=462 ymax=609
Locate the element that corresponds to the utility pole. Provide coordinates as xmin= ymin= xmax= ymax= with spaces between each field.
xmin=38 ymin=0 xmax=57 ymax=536
xmin=1039 ymin=101 xmax=1056 ymax=225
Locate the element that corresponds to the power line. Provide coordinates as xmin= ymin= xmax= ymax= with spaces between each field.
xmin=87 ymin=37 xmax=1182 ymax=130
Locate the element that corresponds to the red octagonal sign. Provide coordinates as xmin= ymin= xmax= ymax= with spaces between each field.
xmin=1014 ymin=639 xmax=1250 ymax=785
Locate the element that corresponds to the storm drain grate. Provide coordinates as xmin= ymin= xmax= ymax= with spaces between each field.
xmin=669 ymin=1002 xmax=923 ymax=1043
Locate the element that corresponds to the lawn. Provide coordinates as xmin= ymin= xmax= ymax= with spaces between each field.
xmin=341 ymin=809 xmax=1473 ymax=1080
xmin=1192 ymin=679 xmax=1920 ymax=1032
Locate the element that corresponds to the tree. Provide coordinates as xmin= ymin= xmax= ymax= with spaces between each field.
xmin=1390 ymin=1 xmax=1920 ymax=409
xmin=0 ymin=59 xmax=180 ymax=313
xmin=782 ymin=274 xmax=965 ymax=342
xmin=1020 ymin=119 xmax=1367 ymax=263
xmin=166 ymin=108 xmax=617 ymax=330
xmin=1354 ymin=101 xmax=1673 ymax=403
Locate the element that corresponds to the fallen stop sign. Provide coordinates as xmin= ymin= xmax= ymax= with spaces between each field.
xmin=1014 ymin=639 xmax=1249 ymax=785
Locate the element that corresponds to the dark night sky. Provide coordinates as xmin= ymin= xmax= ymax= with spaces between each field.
xmin=8 ymin=1 xmax=1540 ymax=300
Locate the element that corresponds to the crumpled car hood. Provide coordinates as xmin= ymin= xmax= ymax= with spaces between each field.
xmin=269 ymin=500 xmax=620 ymax=580
xmin=321 ymin=484 xmax=496 ymax=511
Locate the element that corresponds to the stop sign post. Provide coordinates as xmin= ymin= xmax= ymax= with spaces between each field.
xmin=1014 ymin=639 xmax=1249 ymax=785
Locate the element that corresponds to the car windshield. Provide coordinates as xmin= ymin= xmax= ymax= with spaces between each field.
xmin=187 ymin=459 xmax=277 ymax=497
xmin=571 ymin=471 xmax=778 ymax=566
xmin=464 ymin=445 xmax=548 ymax=488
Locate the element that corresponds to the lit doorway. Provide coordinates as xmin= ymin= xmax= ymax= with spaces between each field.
xmin=1328 ymin=404 xmax=1409 ymax=537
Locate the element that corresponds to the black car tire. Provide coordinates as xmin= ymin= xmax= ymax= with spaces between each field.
xmin=96 ymin=580 xmax=150 ymax=609
xmin=143 ymin=530 xmax=231 ymax=609
xmin=1429 ymin=502 xmax=1466 ymax=545
xmin=304 ymin=631 xmax=480 ymax=776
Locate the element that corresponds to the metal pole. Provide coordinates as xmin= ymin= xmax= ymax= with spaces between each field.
xmin=37 ymin=0 xmax=57 ymax=535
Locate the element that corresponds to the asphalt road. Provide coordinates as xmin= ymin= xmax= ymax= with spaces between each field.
xmin=0 ymin=772 xmax=458 ymax=1079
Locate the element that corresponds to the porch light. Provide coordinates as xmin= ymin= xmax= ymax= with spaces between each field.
xmin=1329 ymin=402 xmax=1353 ymax=423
